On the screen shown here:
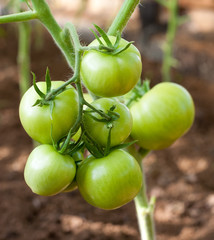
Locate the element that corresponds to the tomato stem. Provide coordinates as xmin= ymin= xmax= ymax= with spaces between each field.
xmin=30 ymin=0 xmax=75 ymax=69
xmin=128 ymin=145 xmax=156 ymax=240
xmin=0 ymin=10 xmax=38 ymax=24
xmin=107 ymin=0 xmax=140 ymax=36
xmin=160 ymin=0 xmax=179 ymax=82
xmin=17 ymin=17 xmax=31 ymax=96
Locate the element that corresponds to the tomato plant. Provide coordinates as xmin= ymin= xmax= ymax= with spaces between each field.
xmin=19 ymin=81 xmax=79 ymax=144
xmin=83 ymin=97 xmax=133 ymax=147
xmin=24 ymin=144 xmax=76 ymax=196
xmin=80 ymin=36 xmax=142 ymax=97
xmin=0 ymin=0 xmax=195 ymax=239
xmin=130 ymin=82 xmax=195 ymax=150
xmin=76 ymin=149 xmax=142 ymax=210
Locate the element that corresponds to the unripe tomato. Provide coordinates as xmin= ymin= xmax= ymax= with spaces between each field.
xmin=24 ymin=144 xmax=76 ymax=196
xmin=83 ymin=98 xmax=132 ymax=146
xmin=80 ymin=36 xmax=142 ymax=97
xmin=19 ymin=81 xmax=79 ymax=144
xmin=76 ymin=149 xmax=142 ymax=210
xmin=130 ymin=82 xmax=195 ymax=150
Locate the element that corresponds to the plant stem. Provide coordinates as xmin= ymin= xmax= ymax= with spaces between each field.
xmin=128 ymin=146 xmax=155 ymax=240
xmin=161 ymin=0 xmax=178 ymax=82
xmin=17 ymin=20 xmax=31 ymax=96
xmin=59 ymin=50 xmax=83 ymax=154
xmin=107 ymin=0 xmax=140 ymax=36
xmin=30 ymin=0 xmax=75 ymax=69
xmin=0 ymin=11 xmax=37 ymax=24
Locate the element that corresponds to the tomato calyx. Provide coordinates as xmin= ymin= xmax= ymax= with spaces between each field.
xmin=82 ymin=122 xmax=137 ymax=159
xmin=83 ymin=104 xmax=120 ymax=124
xmin=32 ymin=68 xmax=68 ymax=108
xmin=32 ymin=69 xmax=56 ymax=107
xmin=88 ymin=24 xmax=134 ymax=56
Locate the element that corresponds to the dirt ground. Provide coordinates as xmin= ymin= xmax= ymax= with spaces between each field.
xmin=1 ymin=19 xmax=214 ymax=240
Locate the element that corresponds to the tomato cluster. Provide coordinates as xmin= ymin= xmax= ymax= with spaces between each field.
xmin=19 ymin=35 xmax=195 ymax=210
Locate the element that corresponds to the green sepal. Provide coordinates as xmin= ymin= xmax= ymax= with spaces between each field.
xmin=113 ymin=31 xmax=121 ymax=49
xmin=83 ymin=136 xmax=104 ymax=158
xmin=32 ymin=72 xmax=45 ymax=98
xmin=66 ymin=141 xmax=85 ymax=156
xmin=45 ymin=67 xmax=52 ymax=93
xmin=90 ymin=28 xmax=104 ymax=46
xmin=93 ymin=24 xmax=113 ymax=48
xmin=32 ymin=99 xmax=42 ymax=107
xmin=112 ymin=41 xmax=134 ymax=55
xmin=110 ymin=140 xmax=138 ymax=152
xmin=83 ymin=110 xmax=108 ymax=123
xmin=104 ymin=125 xmax=112 ymax=156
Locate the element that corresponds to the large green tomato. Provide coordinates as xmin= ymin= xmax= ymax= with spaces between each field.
xmin=76 ymin=149 xmax=142 ymax=210
xmin=80 ymin=36 xmax=142 ymax=97
xmin=83 ymin=98 xmax=132 ymax=146
xmin=19 ymin=81 xmax=79 ymax=144
xmin=24 ymin=144 xmax=76 ymax=196
xmin=130 ymin=82 xmax=195 ymax=150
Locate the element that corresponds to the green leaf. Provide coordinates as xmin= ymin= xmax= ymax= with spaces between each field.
xmin=32 ymin=72 xmax=45 ymax=98
xmin=45 ymin=67 xmax=52 ymax=93
xmin=93 ymin=24 xmax=113 ymax=48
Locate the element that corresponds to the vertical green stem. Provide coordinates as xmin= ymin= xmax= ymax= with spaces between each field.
xmin=30 ymin=0 xmax=75 ymax=69
xmin=128 ymin=146 xmax=155 ymax=240
xmin=17 ymin=20 xmax=31 ymax=96
xmin=107 ymin=0 xmax=140 ymax=36
xmin=161 ymin=0 xmax=178 ymax=82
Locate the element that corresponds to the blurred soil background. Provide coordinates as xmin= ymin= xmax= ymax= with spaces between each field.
xmin=0 ymin=0 xmax=214 ymax=239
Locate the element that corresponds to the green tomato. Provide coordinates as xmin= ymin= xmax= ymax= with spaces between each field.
xmin=83 ymin=98 xmax=132 ymax=146
xmin=24 ymin=144 xmax=76 ymax=196
xmin=19 ymin=81 xmax=79 ymax=144
xmin=80 ymin=36 xmax=142 ymax=97
xmin=76 ymin=149 xmax=142 ymax=210
xmin=130 ymin=82 xmax=195 ymax=150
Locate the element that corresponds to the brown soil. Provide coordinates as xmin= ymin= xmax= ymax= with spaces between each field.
xmin=0 ymin=23 xmax=214 ymax=240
